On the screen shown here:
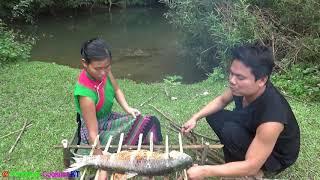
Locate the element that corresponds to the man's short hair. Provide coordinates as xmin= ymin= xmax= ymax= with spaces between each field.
xmin=231 ymin=43 xmax=275 ymax=80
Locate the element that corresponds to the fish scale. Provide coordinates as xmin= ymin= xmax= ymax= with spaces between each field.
xmin=66 ymin=150 xmax=193 ymax=176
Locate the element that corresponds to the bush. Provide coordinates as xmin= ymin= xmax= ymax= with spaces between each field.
xmin=272 ymin=64 xmax=320 ymax=101
xmin=164 ymin=0 xmax=320 ymax=72
xmin=164 ymin=0 xmax=320 ymax=101
xmin=0 ymin=0 xmax=153 ymax=23
xmin=0 ymin=20 xmax=34 ymax=65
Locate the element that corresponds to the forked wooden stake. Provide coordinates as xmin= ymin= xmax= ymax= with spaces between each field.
xmin=80 ymin=135 xmax=99 ymax=180
xmin=148 ymin=132 xmax=155 ymax=180
xmin=117 ymin=133 xmax=124 ymax=153
xmin=94 ymin=136 xmax=113 ymax=180
xmin=111 ymin=133 xmax=124 ymax=180
xmin=165 ymin=135 xmax=169 ymax=159
xmin=164 ymin=135 xmax=169 ymax=180
xmin=179 ymin=133 xmax=188 ymax=180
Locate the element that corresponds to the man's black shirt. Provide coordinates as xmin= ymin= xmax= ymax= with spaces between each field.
xmin=233 ymin=82 xmax=300 ymax=168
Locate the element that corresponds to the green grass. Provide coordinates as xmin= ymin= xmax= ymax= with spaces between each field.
xmin=0 ymin=61 xmax=319 ymax=179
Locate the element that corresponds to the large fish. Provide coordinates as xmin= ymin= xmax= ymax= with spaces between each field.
xmin=65 ymin=150 xmax=193 ymax=176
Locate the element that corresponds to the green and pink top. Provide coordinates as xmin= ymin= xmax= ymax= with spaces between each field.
xmin=74 ymin=70 xmax=115 ymax=119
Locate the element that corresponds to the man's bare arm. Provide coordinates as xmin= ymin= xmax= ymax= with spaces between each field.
xmin=187 ymin=122 xmax=284 ymax=178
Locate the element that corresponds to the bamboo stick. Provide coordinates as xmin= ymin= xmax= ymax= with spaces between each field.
xmin=0 ymin=123 xmax=32 ymax=139
xmin=8 ymin=120 xmax=28 ymax=154
xmin=117 ymin=133 xmax=124 ymax=153
xmin=80 ymin=135 xmax=99 ymax=180
xmin=201 ymin=142 xmax=209 ymax=165
xmin=54 ymin=144 xmax=223 ymax=150
xmin=137 ymin=133 xmax=143 ymax=151
xmin=165 ymin=123 xmax=224 ymax=164
xmin=149 ymin=132 xmax=153 ymax=152
xmin=164 ymin=135 xmax=169 ymax=179
xmin=94 ymin=136 xmax=113 ymax=180
xmin=149 ymin=104 xmax=219 ymax=142
xmin=165 ymin=135 xmax=169 ymax=159
xmin=111 ymin=133 xmax=124 ymax=180
xmin=179 ymin=133 xmax=188 ymax=180
xmin=207 ymin=150 xmax=225 ymax=164
xmin=148 ymin=132 xmax=155 ymax=180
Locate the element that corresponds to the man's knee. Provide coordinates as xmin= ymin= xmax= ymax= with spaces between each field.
xmin=220 ymin=124 xmax=253 ymax=160
xmin=206 ymin=110 xmax=232 ymax=135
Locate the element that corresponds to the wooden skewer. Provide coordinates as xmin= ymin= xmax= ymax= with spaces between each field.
xmin=179 ymin=133 xmax=184 ymax=153
xmin=165 ymin=135 xmax=169 ymax=159
xmin=150 ymin=132 xmax=153 ymax=152
xmin=179 ymin=133 xmax=188 ymax=180
xmin=138 ymin=133 xmax=143 ymax=151
xmin=148 ymin=132 xmax=155 ymax=180
xmin=54 ymin=144 xmax=223 ymax=150
xmin=80 ymin=135 xmax=99 ymax=180
xmin=111 ymin=133 xmax=124 ymax=180
xmin=117 ymin=133 xmax=124 ymax=153
xmin=94 ymin=136 xmax=113 ymax=180
xmin=164 ymin=135 xmax=169 ymax=180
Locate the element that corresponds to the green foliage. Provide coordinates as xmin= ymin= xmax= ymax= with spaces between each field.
xmin=0 ymin=0 xmax=152 ymax=22
xmin=273 ymin=64 xmax=320 ymax=101
xmin=207 ymin=67 xmax=226 ymax=83
xmin=0 ymin=20 xmax=34 ymax=65
xmin=163 ymin=75 xmax=183 ymax=86
xmin=251 ymin=0 xmax=320 ymax=35
xmin=164 ymin=0 xmax=264 ymax=71
xmin=164 ymin=0 xmax=320 ymax=73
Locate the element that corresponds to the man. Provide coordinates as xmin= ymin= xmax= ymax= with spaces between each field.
xmin=181 ymin=44 xmax=300 ymax=179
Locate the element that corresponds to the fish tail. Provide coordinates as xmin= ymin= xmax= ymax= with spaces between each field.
xmin=64 ymin=157 xmax=87 ymax=172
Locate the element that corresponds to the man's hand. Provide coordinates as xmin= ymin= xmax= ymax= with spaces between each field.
xmin=126 ymin=107 xmax=141 ymax=118
xmin=181 ymin=117 xmax=197 ymax=135
xmin=187 ymin=164 xmax=205 ymax=180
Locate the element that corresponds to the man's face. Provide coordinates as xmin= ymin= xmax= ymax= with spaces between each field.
xmin=229 ymin=59 xmax=266 ymax=97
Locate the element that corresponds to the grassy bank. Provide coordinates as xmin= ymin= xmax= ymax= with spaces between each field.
xmin=0 ymin=61 xmax=319 ymax=179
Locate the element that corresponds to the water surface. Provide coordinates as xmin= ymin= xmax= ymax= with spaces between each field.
xmin=17 ymin=8 xmax=206 ymax=83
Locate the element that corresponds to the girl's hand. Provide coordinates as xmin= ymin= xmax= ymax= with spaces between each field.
xmin=126 ymin=107 xmax=141 ymax=118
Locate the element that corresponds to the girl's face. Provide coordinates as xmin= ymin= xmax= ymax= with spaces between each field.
xmin=82 ymin=58 xmax=111 ymax=80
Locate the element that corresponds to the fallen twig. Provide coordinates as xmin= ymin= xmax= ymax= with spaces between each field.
xmin=1 ymin=123 xmax=32 ymax=139
xmin=140 ymin=95 xmax=157 ymax=107
xmin=8 ymin=120 xmax=29 ymax=154
xmin=149 ymin=104 xmax=219 ymax=142
xmin=164 ymin=86 xmax=169 ymax=97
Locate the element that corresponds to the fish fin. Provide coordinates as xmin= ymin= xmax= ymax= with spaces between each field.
xmin=126 ymin=173 xmax=138 ymax=179
xmin=64 ymin=166 xmax=81 ymax=172
xmin=64 ymin=157 xmax=87 ymax=172
xmin=70 ymin=157 xmax=83 ymax=166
